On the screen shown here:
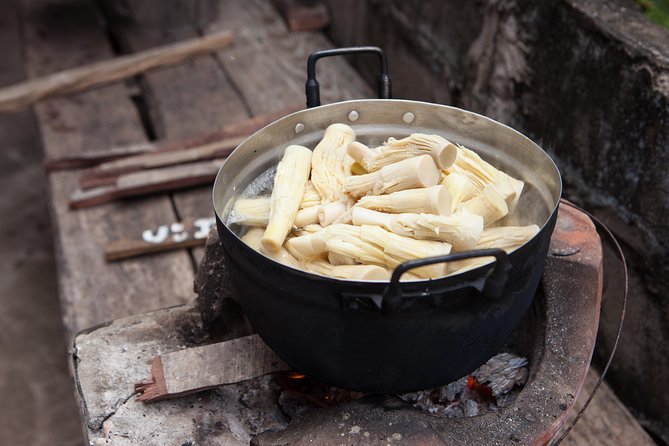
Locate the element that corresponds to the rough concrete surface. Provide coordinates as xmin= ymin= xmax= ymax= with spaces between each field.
xmin=75 ymin=305 xmax=287 ymax=445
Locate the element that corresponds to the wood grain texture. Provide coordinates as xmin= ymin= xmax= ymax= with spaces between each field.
xmin=0 ymin=29 xmax=234 ymax=112
xmin=69 ymin=158 xmax=225 ymax=208
xmin=135 ymin=334 xmax=289 ymax=402
xmin=105 ymin=216 xmax=215 ymax=261
xmin=105 ymin=8 xmax=251 ymax=264
xmin=79 ymin=136 xmax=244 ymax=189
xmin=557 ymin=369 xmax=656 ymax=446
xmin=108 ymin=0 xmax=374 ymax=264
xmin=22 ymin=0 xmax=195 ymax=340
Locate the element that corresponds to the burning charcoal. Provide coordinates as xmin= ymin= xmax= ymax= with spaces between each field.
xmin=462 ymin=399 xmax=480 ymax=417
xmin=439 ymin=377 xmax=467 ymax=402
xmin=472 ymin=352 xmax=528 ymax=396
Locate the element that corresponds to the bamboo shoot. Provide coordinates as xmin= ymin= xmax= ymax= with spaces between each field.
xmin=311 ymin=123 xmax=356 ymax=203
xmin=371 ymin=134 xmax=458 ymax=170
xmin=355 ymin=185 xmax=451 ymax=215
xmin=343 ymin=155 xmax=440 ymax=198
xmin=262 ymin=145 xmax=312 ymax=251
xmin=351 ymin=207 xmax=483 ymax=251
xmin=229 ymin=197 xmax=270 ymax=226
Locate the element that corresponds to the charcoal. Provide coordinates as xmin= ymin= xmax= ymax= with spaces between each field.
xmin=472 ymin=352 xmax=528 ymax=396
xmin=463 ymin=399 xmax=480 ymax=417
xmin=439 ymin=377 xmax=467 ymax=402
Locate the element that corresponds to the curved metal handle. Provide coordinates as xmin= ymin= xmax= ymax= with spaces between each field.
xmin=382 ymin=249 xmax=509 ymax=313
xmin=305 ymin=46 xmax=391 ymax=108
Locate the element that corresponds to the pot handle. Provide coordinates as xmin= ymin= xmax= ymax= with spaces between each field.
xmin=382 ymin=248 xmax=509 ymax=313
xmin=306 ymin=46 xmax=391 ymax=108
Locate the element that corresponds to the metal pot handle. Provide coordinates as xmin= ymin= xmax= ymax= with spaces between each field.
xmin=381 ymin=249 xmax=510 ymax=313
xmin=305 ymin=46 xmax=392 ymax=108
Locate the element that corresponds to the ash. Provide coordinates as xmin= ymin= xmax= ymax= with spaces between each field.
xmin=399 ymin=352 xmax=528 ymax=418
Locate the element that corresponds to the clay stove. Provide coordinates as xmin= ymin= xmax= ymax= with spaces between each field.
xmin=74 ymin=203 xmax=602 ymax=445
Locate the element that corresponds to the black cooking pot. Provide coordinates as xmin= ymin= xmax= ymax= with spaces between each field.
xmin=213 ymin=47 xmax=561 ymax=393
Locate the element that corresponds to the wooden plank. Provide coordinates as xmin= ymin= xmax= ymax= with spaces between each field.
xmin=134 ymin=334 xmax=290 ymax=402
xmin=0 ymin=29 xmax=234 ymax=113
xmin=104 ymin=216 xmax=215 ymax=261
xmin=21 ymin=0 xmax=196 ymax=340
xmin=106 ymin=0 xmax=374 ymax=265
xmin=104 ymin=12 xmax=252 ymax=264
xmin=557 ymin=368 xmax=655 ymax=446
xmin=208 ymin=0 xmax=374 ymax=115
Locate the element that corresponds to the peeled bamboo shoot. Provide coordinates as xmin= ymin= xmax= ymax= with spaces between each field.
xmin=450 ymin=145 xmax=525 ymax=211
xmin=441 ymin=172 xmax=478 ymax=211
xmin=311 ymin=123 xmax=356 ymax=203
xmin=304 ymin=259 xmax=390 ymax=280
xmin=355 ymin=185 xmax=451 ymax=215
xmin=343 ymin=155 xmax=440 ymax=198
xmin=351 ymin=207 xmax=483 ymax=251
xmin=371 ymin=134 xmax=458 ymax=170
xmin=262 ymin=145 xmax=312 ymax=251
xmin=242 ymin=228 xmax=301 ymax=269
xmin=460 ymin=185 xmax=509 ymax=226
xmin=359 ymin=225 xmax=452 ymax=278
xmin=318 ymin=200 xmax=348 ymax=226
xmin=294 ymin=206 xmax=320 ymax=227
xmin=476 ymin=225 xmax=540 ymax=252
xmin=347 ymin=141 xmax=378 ymax=172
xmin=300 ymin=181 xmax=321 ymax=209
xmin=229 ymin=197 xmax=270 ymax=226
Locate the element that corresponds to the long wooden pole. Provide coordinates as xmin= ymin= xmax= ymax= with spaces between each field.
xmin=0 ymin=29 xmax=234 ymax=113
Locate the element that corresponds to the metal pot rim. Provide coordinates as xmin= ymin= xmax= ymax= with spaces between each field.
xmin=213 ymin=98 xmax=562 ymax=285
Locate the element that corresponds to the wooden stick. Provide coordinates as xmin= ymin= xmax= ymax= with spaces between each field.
xmin=134 ymin=334 xmax=290 ymax=403
xmin=69 ymin=158 xmax=224 ymax=209
xmin=44 ymin=103 xmax=302 ymax=171
xmin=0 ymin=30 xmax=234 ymax=113
xmin=79 ymin=135 xmax=245 ymax=189
xmin=43 ymin=142 xmax=156 ymax=171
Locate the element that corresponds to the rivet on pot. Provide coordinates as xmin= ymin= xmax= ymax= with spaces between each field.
xmin=402 ymin=112 xmax=415 ymax=124
xmin=347 ymin=110 xmax=360 ymax=122
xmin=295 ymin=123 xmax=305 ymax=134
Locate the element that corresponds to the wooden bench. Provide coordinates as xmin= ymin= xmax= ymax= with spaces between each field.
xmin=19 ymin=0 xmax=656 ymax=444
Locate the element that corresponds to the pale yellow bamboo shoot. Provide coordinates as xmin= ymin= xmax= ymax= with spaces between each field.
xmin=371 ymin=133 xmax=458 ymax=170
xmin=355 ymin=185 xmax=451 ymax=215
xmin=347 ymin=141 xmax=377 ymax=172
xmin=351 ymin=207 xmax=483 ymax=251
xmin=294 ymin=206 xmax=320 ymax=227
xmin=461 ymin=186 xmax=509 ymax=226
xmin=229 ymin=197 xmax=270 ymax=226
xmin=241 ymin=228 xmax=301 ymax=269
xmin=262 ymin=145 xmax=312 ymax=251
xmin=343 ymin=155 xmax=440 ymax=198
xmin=311 ymin=123 xmax=356 ymax=203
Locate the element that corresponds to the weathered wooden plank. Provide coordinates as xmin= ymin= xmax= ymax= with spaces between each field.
xmin=135 ymin=334 xmax=289 ymax=402
xmin=107 ymin=0 xmax=374 ymax=265
xmin=22 ymin=0 xmax=196 ymax=340
xmin=556 ymin=368 xmax=656 ymax=446
xmin=104 ymin=12 xmax=251 ymax=264
xmin=105 ymin=216 xmax=215 ymax=261
xmin=208 ymin=0 xmax=375 ymax=115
